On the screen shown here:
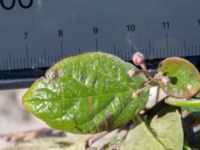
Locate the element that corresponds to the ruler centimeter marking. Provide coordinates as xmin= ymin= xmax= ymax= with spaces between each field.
xmin=0 ymin=0 xmax=200 ymax=72
xmin=1 ymin=41 xmax=200 ymax=71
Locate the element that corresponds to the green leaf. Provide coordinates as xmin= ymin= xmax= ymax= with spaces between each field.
xmin=120 ymin=108 xmax=183 ymax=150
xmin=157 ymin=57 xmax=200 ymax=98
xmin=150 ymin=107 xmax=184 ymax=150
xmin=165 ymin=97 xmax=200 ymax=112
xmin=120 ymin=121 xmax=166 ymax=150
xmin=23 ymin=52 xmax=149 ymax=134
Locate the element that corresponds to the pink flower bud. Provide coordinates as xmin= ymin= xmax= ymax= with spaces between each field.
xmin=132 ymin=52 xmax=145 ymax=66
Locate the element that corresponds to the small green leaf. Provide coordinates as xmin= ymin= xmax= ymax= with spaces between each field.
xmin=120 ymin=121 xmax=166 ymax=150
xmin=150 ymin=107 xmax=184 ymax=150
xmin=165 ymin=97 xmax=200 ymax=112
xmin=157 ymin=57 xmax=200 ymax=98
xmin=23 ymin=52 xmax=149 ymax=134
xmin=120 ymin=108 xmax=183 ymax=150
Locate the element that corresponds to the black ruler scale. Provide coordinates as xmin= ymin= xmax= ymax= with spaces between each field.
xmin=0 ymin=0 xmax=200 ymax=89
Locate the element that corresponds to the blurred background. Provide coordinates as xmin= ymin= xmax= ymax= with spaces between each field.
xmin=0 ymin=89 xmax=47 ymax=135
xmin=0 ymin=89 xmax=48 ymax=148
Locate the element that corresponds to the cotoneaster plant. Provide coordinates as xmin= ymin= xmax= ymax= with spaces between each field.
xmin=22 ymin=52 xmax=200 ymax=149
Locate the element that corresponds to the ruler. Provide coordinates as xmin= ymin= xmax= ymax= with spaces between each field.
xmin=0 ymin=0 xmax=200 ymax=88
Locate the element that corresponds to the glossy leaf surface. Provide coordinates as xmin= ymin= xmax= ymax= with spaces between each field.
xmin=158 ymin=57 xmax=200 ymax=98
xmin=23 ymin=52 xmax=148 ymax=133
